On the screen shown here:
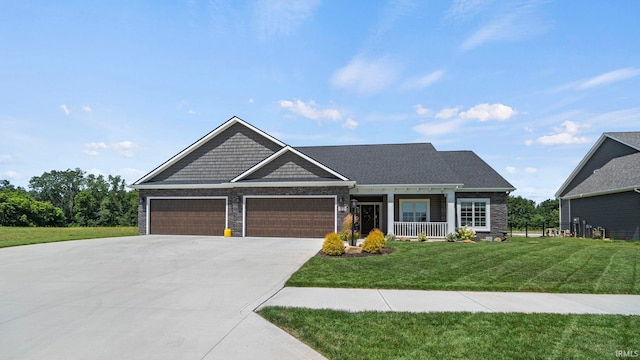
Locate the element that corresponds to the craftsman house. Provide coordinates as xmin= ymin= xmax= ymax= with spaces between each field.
xmin=132 ymin=117 xmax=515 ymax=239
xmin=555 ymin=132 xmax=640 ymax=240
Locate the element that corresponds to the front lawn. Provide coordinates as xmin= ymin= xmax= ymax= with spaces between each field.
xmin=259 ymin=307 xmax=640 ymax=360
xmin=286 ymin=237 xmax=640 ymax=294
xmin=0 ymin=226 xmax=138 ymax=248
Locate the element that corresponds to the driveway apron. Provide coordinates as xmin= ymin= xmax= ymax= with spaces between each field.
xmin=0 ymin=235 xmax=325 ymax=360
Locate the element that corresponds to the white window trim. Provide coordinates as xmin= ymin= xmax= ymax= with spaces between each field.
xmin=456 ymin=198 xmax=490 ymax=232
xmin=399 ymin=199 xmax=431 ymax=222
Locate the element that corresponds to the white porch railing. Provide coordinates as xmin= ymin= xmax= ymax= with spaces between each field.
xmin=394 ymin=222 xmax=448 ymax=238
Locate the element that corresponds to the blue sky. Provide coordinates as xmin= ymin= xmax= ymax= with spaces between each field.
xmin=1 ymin=1 xmax=639 ymax=202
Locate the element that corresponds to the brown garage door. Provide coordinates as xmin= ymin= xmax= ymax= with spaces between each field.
xmin=149 ymin=198 xmax=226 ymax=236
xmin=245 ymin=197 xmax=335 ymax=238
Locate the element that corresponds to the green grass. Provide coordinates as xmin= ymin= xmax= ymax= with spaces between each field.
xmin=0 ymin=226 xmax=138 ymax=248
xmin=259 ymin=307 xmax=640 ymax=360
xmin=287 ymin=237 xmax=640 ymax=294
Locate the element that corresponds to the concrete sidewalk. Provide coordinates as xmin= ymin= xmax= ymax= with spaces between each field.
xmin=259 ymin=287 xmax=640 ymax=315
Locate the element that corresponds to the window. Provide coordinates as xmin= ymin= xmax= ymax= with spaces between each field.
xmin=457 ymin=198 xmax=490 ymax=231
xmin=400 ymin=199 xmax=430 ymax=222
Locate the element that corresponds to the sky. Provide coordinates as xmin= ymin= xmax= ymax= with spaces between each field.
xmin=1 ymin=0 xmax=639 ymax=203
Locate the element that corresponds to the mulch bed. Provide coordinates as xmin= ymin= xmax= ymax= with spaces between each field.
xmin=315 ymin=247 xmax=395 ymax=258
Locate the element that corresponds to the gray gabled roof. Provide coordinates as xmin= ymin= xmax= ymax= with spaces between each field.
xmin=605 ymin=132 xmax=640 ymax=150
xmin=297 ymin=143 xmax=514 ymax=190
xmin=555 ymin=131 xmax=640 ymax=198
xmin=563 ymin=152 xmax=640 ymax=198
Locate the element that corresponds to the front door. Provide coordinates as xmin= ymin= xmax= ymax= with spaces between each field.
xmin=360 ymin=204 xmax=380 ymax=236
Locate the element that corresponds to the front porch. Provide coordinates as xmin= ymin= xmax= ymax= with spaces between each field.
xmin=350 ymin=189 xmax=457 ymax=239
xmin=393 ymin=221 xmax=448 ymax=238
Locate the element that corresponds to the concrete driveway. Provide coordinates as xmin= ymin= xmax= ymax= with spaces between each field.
xmin=0 ymin=235 xmax=326 ymax=360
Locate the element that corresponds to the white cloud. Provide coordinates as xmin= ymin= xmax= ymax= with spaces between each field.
xmin=249 ymin=98 xmax=254 ymax=103
xmin=446 ymin=0 xmax=492 ymax=20
xmin=460 ymin=1 xmax=549 ymax=51
xmin=414 ymin=104 xmax=431 ymax=116
xmin=401 ymin=69 xmax=445 ymax=90
xmin=342 ymin=118 xmax=359 ymax=130
xmin=577 ymin=68 xmax=640 ymax=89
xmin=254 ymin=0 xmax=321 ymax=39
xmin=525 ymin=167 xmax=538 ymax=174
xmin=0 ymin=170 xmax=19 ymax=180
xmin=331 ymin=56 xmax=399 ymax=95
xmin=435 ymin=107 xmax=460 ymax=119
xmin=412 ymin=119 xmax=465 ymax=137
xmin=279 ymin=99 xmax=342 ymax=121
xmin=187 ymin=109 xmax=196 ymax=115
xmin=82 ymin=105 xmax=92 ymax=112
xmin=111 ymin=141 xmax=138 ymax=158
xmin=459 ymin=103 xmax=517 ymax=121
xmin=525 ymin=139 xmax=533 ymax=146
xmin=505 ymin=166 xmax=517 ymax=174
xmin=59 ymin=104 xmax=70 ymax=116
xmin=536 ymin=120 xmax=590 ymax=145
xmin=0 ymin=154 xmax=12 ymax=163
xmin=83 ymin=141 xmax=139 ymax=157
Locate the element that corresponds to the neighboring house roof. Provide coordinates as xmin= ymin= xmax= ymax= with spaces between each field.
xmin=563 ymin=152 xmax=640 ymax=199
xmin=606 ymin=132 xmax=640 ymax=150
xmin=556 ymin=131 xmax=640 ymax=198
xmin=133 ymin=116 xmax=515 ymax=191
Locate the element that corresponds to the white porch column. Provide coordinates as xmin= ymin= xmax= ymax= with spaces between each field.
xmin=446 ymin=190 xmax=456 ymax=235
xmin=387 ymin=192 xmax=395 ymax=235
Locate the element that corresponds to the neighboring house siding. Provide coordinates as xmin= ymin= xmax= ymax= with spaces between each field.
xmin=456 ymin=192 xmax=508 ymax=239
xmin=569 ymin=191 xmax=640 ymax=240
xmin=560 ymin=198 xmax=571 ymax=231
xmin=138 ymin=186 xmax=350 ymax=236
xmin=559 ymin=138 xmax=637 ymax=197
xmin=244 ymin=152 xmax=339 ymax=181
xmin=149 ymin=122 xmax=283 ymax=183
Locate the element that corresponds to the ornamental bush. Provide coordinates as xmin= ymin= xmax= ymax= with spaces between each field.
xmin=455 ymin=226 xmax=476 ymax=241
xmin=362 ymin=228 xmax=385 ymax=254
xmin=417 ymin=232 xmax=429 ymax=242
xmin=322 ymin=232 xmax=345 ymax=256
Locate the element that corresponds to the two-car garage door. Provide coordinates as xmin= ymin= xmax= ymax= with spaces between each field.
xmin=148 ymin=197 xmax=336 ymax=237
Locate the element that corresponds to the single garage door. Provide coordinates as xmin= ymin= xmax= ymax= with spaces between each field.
xmin=149 ymin=198 xmax=226 ymax=236
xmin=245 ymin=197 xmax=335 ymax=238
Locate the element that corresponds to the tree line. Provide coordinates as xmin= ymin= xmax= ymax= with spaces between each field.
xmin=507 ymin=195 xmax=559 ymax=229
xmin=0 ymin=168 xmax=138 ymax=227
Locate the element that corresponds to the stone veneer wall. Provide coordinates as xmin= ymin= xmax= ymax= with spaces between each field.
xmin=455 ymin=192 xmax=509 ymax=240
xmin=138 ymin=186 xmax=351 ymax=236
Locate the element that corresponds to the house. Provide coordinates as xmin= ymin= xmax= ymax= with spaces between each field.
xmin=555 ymin=132 xmax=640 ymax=240
xmin=132 ymin=117 xmax=515 ymax=239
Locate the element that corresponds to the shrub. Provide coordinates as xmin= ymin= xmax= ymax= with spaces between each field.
xmin=385 ymin=233 xmax=397 ymax=242
xmin=322 ymin=232 xmax=345 ymax=256
xmin=362 ymin=228 xmax=385 ymax=254
xmin=340 ymin=213 xmax=360 ymax=241
xmin=417 ymin=232 xmax=429 ymax=242
xmin=455 ymin=226 xmax=476 ymax=241
xmin=445 ymin=233 xmax=457 ymax=242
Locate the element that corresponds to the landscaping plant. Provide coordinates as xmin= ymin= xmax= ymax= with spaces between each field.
xmin=455 ymin=225 xmax=476 ymax=241
xmin=322 ymin=232 xmax=345 ymax=256
xmin=362 ymin=228 xmax=385 ymax=254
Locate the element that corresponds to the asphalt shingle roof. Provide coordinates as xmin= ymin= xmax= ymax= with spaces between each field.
xmin=564 ymin=152 xmax=640 ymax=197
xmin=605 ymin=132 xmax=640 ymax=150
xmin=297 ymin=143 xmax=514 ymax=189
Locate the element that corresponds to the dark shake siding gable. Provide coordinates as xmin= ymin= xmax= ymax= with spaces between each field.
xmin=147 ymin=121 xmax=283 ymax=184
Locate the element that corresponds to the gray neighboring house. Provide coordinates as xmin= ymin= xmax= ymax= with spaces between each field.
xmin=555 ymin=132 xmax=640 ymax=240
xmin=131 ymin=117 xmax=515 ymax=239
